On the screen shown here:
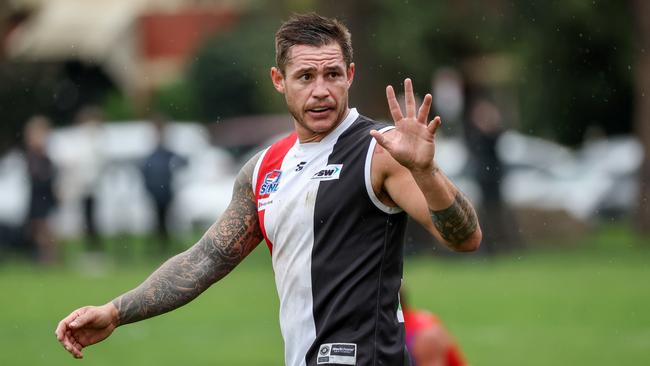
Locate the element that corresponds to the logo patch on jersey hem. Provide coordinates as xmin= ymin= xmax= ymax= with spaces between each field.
xmin=259 ymin=170 xmax=282 ymax=195
xmin=317 ymin=343 xmax=356 ymax=365
xmin=312 ymin=164 xmax=343 ymax=181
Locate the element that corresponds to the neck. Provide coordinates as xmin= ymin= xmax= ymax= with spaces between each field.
xmin=295 ymin=108 xmax=351 ymax=143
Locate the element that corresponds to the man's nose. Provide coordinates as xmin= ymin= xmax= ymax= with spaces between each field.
xmin=312 ymin=77 xmax=330 ymax=98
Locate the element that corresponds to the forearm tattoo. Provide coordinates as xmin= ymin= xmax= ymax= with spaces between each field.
xmin=112 ymin=153 xmax=264 ymax=325
xmin=430 ymin=192 xmax=478 ymax=246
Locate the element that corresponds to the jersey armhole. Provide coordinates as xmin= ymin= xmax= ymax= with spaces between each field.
xmin=364 ymin=126 xmax=403 ymax=214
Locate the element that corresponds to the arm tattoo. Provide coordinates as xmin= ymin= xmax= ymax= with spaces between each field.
xmin=112 ymin=152 xmax=264 ymax=325
xmin=430 ymin=192 xmax=478 ymax=246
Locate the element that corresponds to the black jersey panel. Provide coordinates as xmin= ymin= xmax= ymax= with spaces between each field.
xmin=306 ymin=116 xmax=408 ymax=366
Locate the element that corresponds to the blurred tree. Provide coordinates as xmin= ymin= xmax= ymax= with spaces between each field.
xmin=151 ymin=79 xmax=199 ymax=121
xmin=514 ymin=0 xmax=634 ymax=145
xmin=0 ymin=62 xmax=59 ymax=153
xmin=347 ymin=0 xmax=634 ymax=146
xmin=315 ymin=0 xmax=388 ymax=118
xmin=0 ymin=2 xmax=9 ymax=60
xmin=0 ymin=60 xmax=117 ymax=152
xmin=188 ymin=14 xmax=284 ymax=122
xmin=632 ymin=0 xmax=650 ymax=235
xmin=101 ymin=91 xmax=136 ymax=121
xmin=369 ymin=0 xmax=518 ymax=119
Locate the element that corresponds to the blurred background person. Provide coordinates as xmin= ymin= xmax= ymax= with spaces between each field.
xmin=464 ymin=95 xmax=522 ymax=255
xmin=72 ymin=106 xmax=106 ymax=252
xmin=401 ymin=287 xmax=466 ymax=366
xmin=23 ymin=115 xmax=58 ymax=265
xmin=141 ymin=114 xmax=187 ymax=251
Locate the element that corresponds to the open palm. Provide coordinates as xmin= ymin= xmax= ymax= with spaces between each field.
xmin=370 ymin=78 xmax=441 ymax=172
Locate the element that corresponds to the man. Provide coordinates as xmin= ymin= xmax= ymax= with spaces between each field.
xmin=55 ymin=13 xmax=481 ymax=365
xmin=24 ymin=115 xmax=58 ymax=264
xmin=141 ymin=114 xmax=187 ymax=248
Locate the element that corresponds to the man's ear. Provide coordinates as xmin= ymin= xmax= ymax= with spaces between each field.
xmin=271 ymin=67 xmax=285 ymax=93
xmin=347 ymin=62 xmax=355 ymax=87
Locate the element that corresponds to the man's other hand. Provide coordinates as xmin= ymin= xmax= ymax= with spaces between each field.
xmin=55 ymin=303 xmax=119 ymax=359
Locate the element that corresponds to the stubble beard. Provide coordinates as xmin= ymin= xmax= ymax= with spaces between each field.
xmin=289 ymin=102 xmax=350 ymax=139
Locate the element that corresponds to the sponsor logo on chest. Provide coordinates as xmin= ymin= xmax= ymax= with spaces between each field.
xmin=259 ymin=169 xmax=282 ymax=196
xmin=311 ymin=164 xmax=343 ymax=181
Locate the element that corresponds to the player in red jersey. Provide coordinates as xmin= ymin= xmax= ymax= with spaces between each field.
xmin=402 ymin=289 xmax=467 ymax=366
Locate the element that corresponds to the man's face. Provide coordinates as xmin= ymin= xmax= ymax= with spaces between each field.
xmin=271 ymin=43 xmax=354 ymax=142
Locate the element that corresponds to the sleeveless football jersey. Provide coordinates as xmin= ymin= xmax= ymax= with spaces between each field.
xmin=252 ymin=108 xmax=408 ymax=366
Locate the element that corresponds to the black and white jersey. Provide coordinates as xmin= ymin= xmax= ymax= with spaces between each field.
xmin=252 ymin=109 xmax=408 ymax=366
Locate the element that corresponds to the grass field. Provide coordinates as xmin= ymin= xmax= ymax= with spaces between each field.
xmin=1 ymin=225 xmax=648 ymax=365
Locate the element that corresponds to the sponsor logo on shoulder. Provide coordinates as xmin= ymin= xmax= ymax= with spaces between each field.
xmin=259 ymin=170 xmax=282 ymax=195
xmin=311 ymin=164 xmax=343 ymax=181
xmin=317 ymin=343 xmax=356 ymax=365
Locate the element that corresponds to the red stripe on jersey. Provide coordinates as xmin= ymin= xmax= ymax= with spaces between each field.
xmin=255 ymin=132 xmax=297 ymax=253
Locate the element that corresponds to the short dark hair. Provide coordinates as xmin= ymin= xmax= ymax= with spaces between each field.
xmin=275 ymin=13 xmax=353 ymax=73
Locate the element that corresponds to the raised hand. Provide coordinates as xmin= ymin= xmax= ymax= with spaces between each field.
xmin=55 ymin=304 xmax=119 ymax=359
xmin=370 ymin=78 xmax=441 ymax=173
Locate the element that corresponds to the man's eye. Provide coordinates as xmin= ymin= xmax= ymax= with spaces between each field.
xmin=328 ymin=72 xmax=340 ymax=78
xmin=300 ymin=74 xmax=312 ymax=81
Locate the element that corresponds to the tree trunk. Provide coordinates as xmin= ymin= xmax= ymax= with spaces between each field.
xmin=0 ymin=2 xmax=9 ymax=60
xmin=633 ymin=0 xmax=650 ymax=235
xmin=315 ymin=0 xmax=388 ymax=119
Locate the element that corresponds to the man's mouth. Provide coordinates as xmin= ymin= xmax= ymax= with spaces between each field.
xmin=307 ymin=106 xmax=333 ymax=113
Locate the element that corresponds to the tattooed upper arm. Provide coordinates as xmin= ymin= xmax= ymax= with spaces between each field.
xmin=198 ymin=151 xmax=264 ymax=269
xmin=112 ymin=152 xmax=264 ymax=325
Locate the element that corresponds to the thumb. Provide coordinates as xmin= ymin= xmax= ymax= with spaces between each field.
xmin=370 ymin=130 xmax=390 ymax=150
xmin=427 ymin=116 xmax=442 ymax=135
xmin=69 ymin=311 xmax=93 ymax=329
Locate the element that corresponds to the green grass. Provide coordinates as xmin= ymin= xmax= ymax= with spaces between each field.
xmin=1 ymin=225 xmax=648 ymax=365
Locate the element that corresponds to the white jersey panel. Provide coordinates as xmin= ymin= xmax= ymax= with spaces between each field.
xmin=267 ymin=142 xmax=323 ymax=366
xmin=261 ymin=109 xmax=359 ymax=366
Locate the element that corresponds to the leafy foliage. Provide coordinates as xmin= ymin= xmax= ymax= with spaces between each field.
xmin=368 ymin=0 xmax=634 ymax=146
xmin=513 ymin=0 xmax=634 ymax=145
xmin=102 ymin=90 xmax=136 ymax=121
xmin=151 ymin=79 xmax=200 ymax=121
xmin=188 ymin=15 xmax=285 ymax=122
